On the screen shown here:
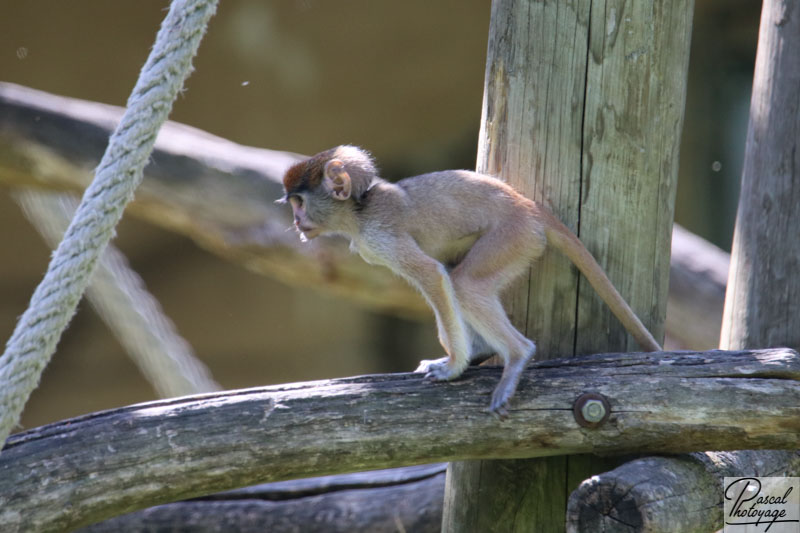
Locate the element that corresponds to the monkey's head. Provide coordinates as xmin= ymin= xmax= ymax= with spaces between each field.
xmin=279 ymin=146 xmax=376 ymax=240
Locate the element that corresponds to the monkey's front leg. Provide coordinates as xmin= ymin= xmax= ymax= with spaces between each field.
xmin=399 ymin=259 xmax=471 ymax=381
xmin=373 ymin=237 xmax=470 ymax=380
xmin=416 ymin=281 xmax=471 ymax=381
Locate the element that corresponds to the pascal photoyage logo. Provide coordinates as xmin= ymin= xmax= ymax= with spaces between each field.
xmin=724 ymin=477 xmax=799 ymax=533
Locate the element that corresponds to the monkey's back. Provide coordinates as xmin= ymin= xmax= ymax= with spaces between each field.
xmin=399 ymin=170 xmax=532 ymax=222
xmin=390 ymin=171 xmax=540 ymax=264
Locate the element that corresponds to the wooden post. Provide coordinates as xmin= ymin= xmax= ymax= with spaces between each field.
xmin=715 ymin=4 xmax=800 ymax=530
xmin=566 ymin=5 xmax=800 ymax=530
xmin=720 ymin=0 xmax=800 ymax=351
xmin=442 ymin=1 xmax=693 ymax=531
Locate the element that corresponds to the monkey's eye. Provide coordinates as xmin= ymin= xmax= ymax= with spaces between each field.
xmin=289 ymin=195 xmax=304 ymax=209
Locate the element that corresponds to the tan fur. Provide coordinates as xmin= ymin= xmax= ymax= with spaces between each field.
xmin=282 ymin=146 xmax=661 ymax=417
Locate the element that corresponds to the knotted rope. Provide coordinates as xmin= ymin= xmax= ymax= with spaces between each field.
xmin=0 ymin=0 xmax=219 ymax=446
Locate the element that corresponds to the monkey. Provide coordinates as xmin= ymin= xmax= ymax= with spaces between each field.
xmin=279 ymin=145 xmax=661 ymax=417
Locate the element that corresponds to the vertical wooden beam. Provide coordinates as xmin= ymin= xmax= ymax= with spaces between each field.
xmin=715 ymin=5 xmax=800 ymax=529
xmin=566 ymin=4 xmax=799 ymax=530
xmin=442 ymin=1 xmax=692 ymax=531
xmin=720 ymin=0 xmax=800 ymax=351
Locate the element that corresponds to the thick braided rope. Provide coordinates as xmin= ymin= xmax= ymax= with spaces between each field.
xmin=0 ymin=0 xmax=218 ymax=445
xmin=16 ymin=190 xmax=220 ymax=398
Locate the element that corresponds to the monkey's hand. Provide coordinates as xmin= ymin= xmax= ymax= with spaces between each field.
xmin=415 ymin=357 xmax=467 ymax=381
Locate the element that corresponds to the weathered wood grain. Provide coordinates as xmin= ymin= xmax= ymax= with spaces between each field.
xmin=566 ymin=4 xmax=800 ymax=531
xmin=447 ymin=0 xmax=593 ymax=526
xmin=83 ymin=465 xmax=447 ymax=533
xmin=566 ymin=451 xmax=800 ymax=533
xmin=1 ymin=348 xmax=797 ymax=532
xmin=87 ymin=448 xmax=800 ymax=533
xmin=720 ymin=0 xmax=800 ymax=351
xmin=444 ymin=0 xmax=694 ymax=531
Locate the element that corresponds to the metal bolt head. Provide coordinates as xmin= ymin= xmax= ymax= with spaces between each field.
xmin=573 ymin=392 xmax=610 ymax=428
xmin=581 ymin=399 xmax=606 ymax=422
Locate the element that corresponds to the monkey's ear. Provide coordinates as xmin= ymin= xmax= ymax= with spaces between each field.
xmin=323 ymin=159 xmax=352 ymax=201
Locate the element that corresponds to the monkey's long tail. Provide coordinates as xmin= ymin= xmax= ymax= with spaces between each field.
xmin=544 ymin=216 xmax=662 ymax=352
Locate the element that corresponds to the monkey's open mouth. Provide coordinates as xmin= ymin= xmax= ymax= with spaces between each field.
xmin=298 ymin=225 xmax=321 ymax=239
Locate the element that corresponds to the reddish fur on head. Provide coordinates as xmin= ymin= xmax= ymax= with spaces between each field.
xmin=282 ymin=148 xmax=335 ymax=196
xmin=282 ymin=146 xmax=377 ymax=203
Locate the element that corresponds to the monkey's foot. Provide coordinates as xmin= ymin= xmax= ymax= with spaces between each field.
xmin=488 ymin=346 xmax=536 ymax=419
xmin=489 ymin=388 xmax=512 ymax=420
xmin=415 ymin=358 xmax=466 ymax=381
xmin=415 ymin=357 xmax=447 ymax=373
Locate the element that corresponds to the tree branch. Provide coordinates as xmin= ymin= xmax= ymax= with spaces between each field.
xmin=0 ymin=82 xmax=428 ymax=318
xmin=1 ymin=348 xmax=797 ymax=532
xmin=1 ymin=82 xmax=729 ymax=340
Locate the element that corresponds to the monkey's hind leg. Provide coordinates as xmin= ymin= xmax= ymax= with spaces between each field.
xmin=464 ymin=298 xmax=536 ymax=418
xmin=449 ymin=228 xmax=539 ymax=418
xmin=489 ymin=340 xmax=536 ymax=418
xmin=449 ymin=284 xmax=536 ymax=417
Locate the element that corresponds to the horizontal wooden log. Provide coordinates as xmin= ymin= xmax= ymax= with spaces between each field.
xmin=566 ymin=451 xmax=800 ymax=533
xmin=0 ymin=83 xmax=727 ymax=343
xmin=0 ymin=348 xmax=798 ymax=532
xmin=82 ymin=465 xmax=447 ymax=533
xmin=0 ymin=82 xmax=428 ymax=318
xmin=85 ymin=450 xmax=800 ymax=533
